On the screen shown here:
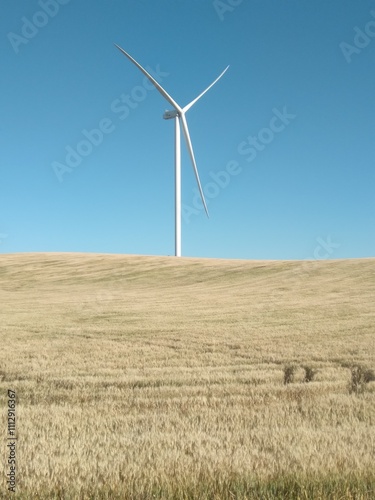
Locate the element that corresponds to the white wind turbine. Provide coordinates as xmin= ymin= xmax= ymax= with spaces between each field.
xmin=115 ymin=44 xmax=229 ymax=257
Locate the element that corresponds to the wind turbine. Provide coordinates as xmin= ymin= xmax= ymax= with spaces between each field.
xmin=115 ymin=44 xmax=229 ymax=257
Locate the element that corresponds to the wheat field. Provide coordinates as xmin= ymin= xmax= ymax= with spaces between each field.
xmin=0 ymin=253 xmax=374 ymax=499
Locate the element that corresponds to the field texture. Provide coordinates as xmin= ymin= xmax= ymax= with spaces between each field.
xmin=0 ymin=253 xmax=374 ymax=499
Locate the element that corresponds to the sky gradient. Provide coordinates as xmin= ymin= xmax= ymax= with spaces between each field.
xmin=1 ymin=0 xmax=374 ymax=259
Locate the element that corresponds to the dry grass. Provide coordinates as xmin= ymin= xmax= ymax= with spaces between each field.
xmin=0 ymin=253 xmax=374 ymax=498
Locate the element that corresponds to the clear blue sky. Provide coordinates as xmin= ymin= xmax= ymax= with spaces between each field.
xmin=1 ymin=0 xmax=374 ymax=259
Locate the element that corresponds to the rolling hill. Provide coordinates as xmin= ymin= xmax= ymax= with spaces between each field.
xmin=0 ymin=253 xmax=374 ymax=498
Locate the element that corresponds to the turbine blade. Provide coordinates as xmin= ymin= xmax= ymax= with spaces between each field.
xmin=114 ymin=44 xmax=182 ymax=113
xmin=183 ymin=65 xmax=229 ymax=113
xmin=179 ymin=114 xmax=209 ymax=217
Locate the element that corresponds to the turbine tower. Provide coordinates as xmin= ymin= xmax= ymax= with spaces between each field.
xmin=115 ymin=44 xmax=229 ymax=257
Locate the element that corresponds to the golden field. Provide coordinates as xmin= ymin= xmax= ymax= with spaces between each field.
xmin=0 ymin=253 xmax=374 ymax=499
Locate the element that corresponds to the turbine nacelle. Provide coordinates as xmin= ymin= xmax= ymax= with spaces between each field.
xmin=163 ymin=109 xmax=179 ymax=120
xmin=114 ymin=43 xmax=229 ymax=256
